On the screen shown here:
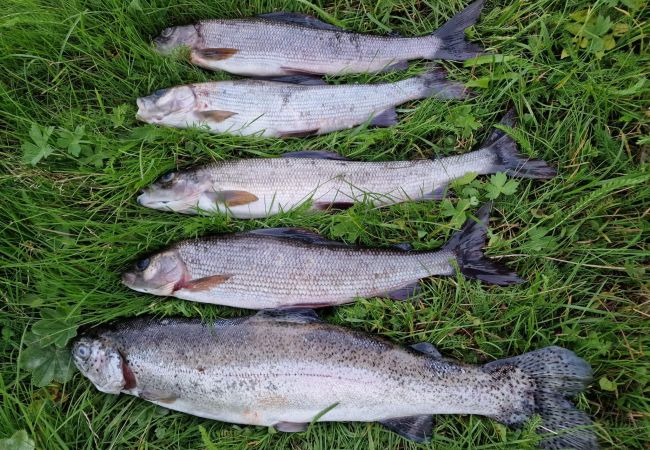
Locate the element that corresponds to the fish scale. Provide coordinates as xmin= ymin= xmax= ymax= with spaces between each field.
xmin=136 ymin=111 xmax=556 ymax=219
xmin=175 ymin=235 xmax=447 ymax=307
xmin=121 ymin=204 xmax=526 ymax=308
xmin=152 ymin=1 xmax=486 ymax=76
xmin=136 ymin=70 xmax=469 ymax=137
xmin=73 ymin=313 xmax=596 ymax=448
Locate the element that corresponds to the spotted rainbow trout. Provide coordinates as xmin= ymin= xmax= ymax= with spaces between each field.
xmin=153 ymin=1 xmax=485 ymax=76
xmin=72 ymin=311 xmax=597 ymax=449
xmin=135 ymin=69 xmax=471 ymax=137
xmin=121 ymin=204 xmax=523 ymax=309
xmin=137 ymin=112 xmax=555 ymax=218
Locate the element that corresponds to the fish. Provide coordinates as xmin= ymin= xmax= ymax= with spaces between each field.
xmin=121 ymin=203 xmax=523 ymax=309
xmin=135 ymin=69 xmax=471 ymax=137
xmin=137 ymin=111 xmax=556 ymax=218
xmin=152 ymin=1 xmax=485 ymax=77
xmin=72 ymin=311 xmax=597 ymax=449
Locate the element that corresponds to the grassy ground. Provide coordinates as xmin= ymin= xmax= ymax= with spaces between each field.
xmin=0 ymin=0 xmax=648 ymax=448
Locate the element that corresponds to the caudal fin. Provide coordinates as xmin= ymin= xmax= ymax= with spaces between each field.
xmin=415 ymin=68 xmax=474 ymax=100
xmin=484 ymin=347 xmax=597 ymax=449
xmin=432 ymin=0 xmax=485 ymax=60
xmin=482 ymin=110 xmax=557 ymax=179
xmin=443 ymin=203 xmax=523 ymax=285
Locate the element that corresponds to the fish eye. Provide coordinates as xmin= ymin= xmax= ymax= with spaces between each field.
xmin=161 ymin=27 xmax=174 ymax=38
xmin=76 ymin=344 xmax=90 ymax=359
xmin=159 ymin=171 xmax=175 ymax=183
xmin=152 ymin=88 xmax=168 ymax=99
xmin=135 ymin=258 xmax=150 ymax=271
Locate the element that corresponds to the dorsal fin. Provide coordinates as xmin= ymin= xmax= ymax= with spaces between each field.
xmin=247 ymin=228 xmax=347 ymax=247
xmin=482 ymin=108 xmax=517 ymax=148
xmin=253 ymin=308 xmax=322 ymax=324
xmin=380 ymin=415 xmax=434 ymax=443
xmin=261 ymin=75 xmax=326 ymax=85
xmin=281 ymin=150 xmax=348 ymax=160
xmin=258 ymin=12 xmax=343 ymax=31
xmin=410 ymin=342 xmax=442 ymax=359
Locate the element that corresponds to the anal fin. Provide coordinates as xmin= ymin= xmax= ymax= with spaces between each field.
xmin=385 ymin=282 xmax=420 ymax=301
xmin=370 ymin=107 xmax=398 ymax=127
xmin=382 ymin=60 xmax=409 ymax=72
xmin=279 ymin=129 xmax=320 ymax=138
xmin=380 ymin=414 xmax=433 ymax=443
xmin=312 ymin=201 xmax=355 ymax=211
xmin=274 ymin=421 xmax=309 ymax=432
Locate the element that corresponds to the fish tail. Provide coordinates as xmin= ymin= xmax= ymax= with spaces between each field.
xmin=482 ymin=110 xmax=557 ymax=179
xmin=432 ymin=0 xmax=485 ymax=60
xmin=414 ymin=68 xmax=473 ymax=100
xmin=443 ymin=202 xmax=523 ymax=285
xmin=483 ymin=346 xmax=597 ymax=450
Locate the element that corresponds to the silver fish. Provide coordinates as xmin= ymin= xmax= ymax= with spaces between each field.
xmin=121 ymin=204 xmax=523 ymax=309
xmin=135 ymin=69 xmax=471 ymax=137
xmin=153 ymin=1 xmax=485 ymax=76
xmin=72 ymin=311 xmax=597 ymax=449
xmin=137 ymin=112 xmax=556 ymax=218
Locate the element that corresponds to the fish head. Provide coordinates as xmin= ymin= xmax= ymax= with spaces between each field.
xmin=154 ymin=25 xmax=199 ymax=54
xmin=72 ymin=336 xmax=128 ymax=394
xmin=136 ymin=86 xmax=197 ymax=124
xmin=121 ymin=249 xmax=188 ymax=296
xmin=137 ymin=169 xmax=211 ymax=214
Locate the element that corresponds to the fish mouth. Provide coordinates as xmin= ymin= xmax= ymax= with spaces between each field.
xmin=121 ymin=272 xmax=136 ymax=287
xmin=136 ymin=195 xmax=175 ymax=211
xmin=135 ymin=98 xmax=146 ymax=121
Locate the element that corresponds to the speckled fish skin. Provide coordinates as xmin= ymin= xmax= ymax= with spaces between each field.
xmin=134 ymin=70 xmax=470 ymax=137
xmin=137 ymin=112 xmax=556 ymax=218
xmin=153 ymin=1 xmax=485 ymax=77
xmin=71 ymin=313 xmax=597 ymax=448
xmin=120 ymin=204 xmax=524 ymax=309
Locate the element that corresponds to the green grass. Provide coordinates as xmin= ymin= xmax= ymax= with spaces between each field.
xmin=0 ymin=0 xmax=648 ymax=448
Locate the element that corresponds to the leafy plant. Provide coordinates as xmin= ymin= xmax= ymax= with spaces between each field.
xmin=0 ymin=430 xmax=35 ymax=450
xmin=525 ymin=227 xmax=559 ymax=253
xmin=440 ymin=198 xmax=477 ymax=228
xmin=19 ymin=308 xmax=78 ymax=387
xmin=448 ymin=106 xmax=482 ymax=138
xmin=484 ymin=172 xmax=519 ymax=200
xmin=56 ymin=125 xmax=87 ymax=157
xmin=21 ymin=124 xmax=55 ymax=165
xmin=562 ymin=9 xmax=629 ymax=59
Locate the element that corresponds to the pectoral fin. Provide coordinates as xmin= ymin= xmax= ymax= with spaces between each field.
xmin=274 ymin=421 xmax=309 ymax=432
xmin=193 ymin=48 xmax=238 ymax=60
xmin=380 ymin=415 xmax=434 ymax=443
xmin=182 ymin=275 xmax=231 ymax=292
xmin=140 ymin=389 xmax=178 ymax=404
xmin=196 ymin=110 xmax=237 ymax=123
xmin=205 ymin=190 xmax=259 ymax=207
